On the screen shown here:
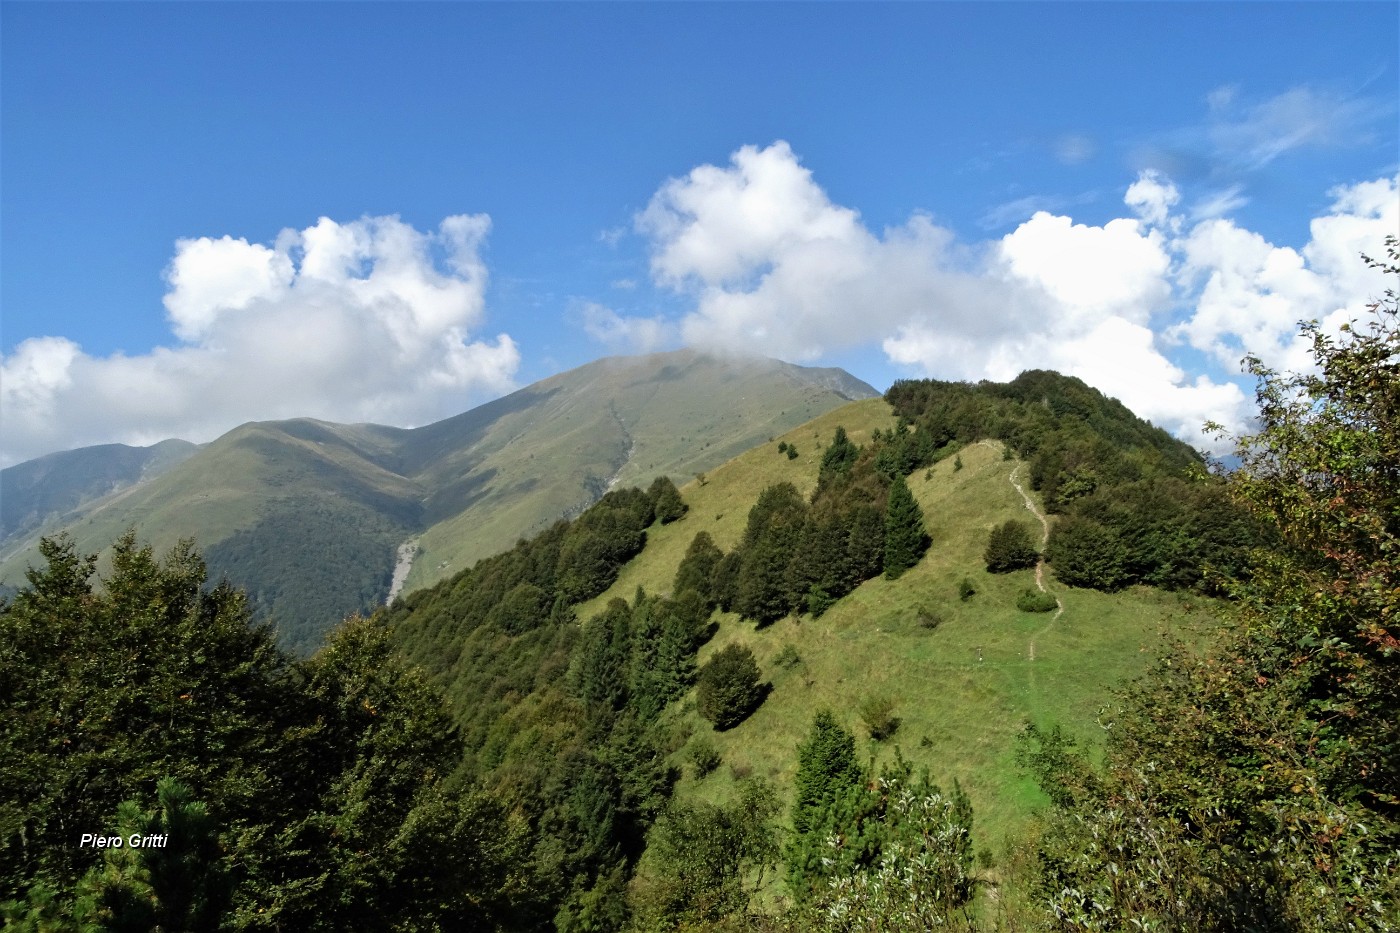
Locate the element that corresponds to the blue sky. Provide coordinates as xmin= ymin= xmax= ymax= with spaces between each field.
xmin=2 ymin=2 xmax=1396 ymax=466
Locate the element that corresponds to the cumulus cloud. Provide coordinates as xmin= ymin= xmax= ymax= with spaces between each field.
xmin=1 ymin=214 xmax=519 ymax=465
xmin=614 ymin=143 xmax=1394 ymax=453
xmin=1172 ymin=174 xmax=1399 ymax=374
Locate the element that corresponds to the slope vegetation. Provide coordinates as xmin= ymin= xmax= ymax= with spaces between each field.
xmin=0 ymin=350 xmax=873 ymax=652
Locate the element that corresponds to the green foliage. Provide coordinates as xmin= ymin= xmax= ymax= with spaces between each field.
xmin=736 ymin=484 xmax=809 ymax=624
xmin=696 ymin=644 xmax=766 ymax=731
xmin=1045 ymin=514 xmax=1129 ymax=589
xmin=672 ymin=531 xmax=723 ymax=606
xmin=857 ymin=695 xmax=900 ymax=741
xmin=204 ymin=498 xmax=405 ymax=654
xmin=788 ymin=711 xmax=864 ymax=892
xmin=819 ymin=426 xmax=859 ymax=479
xmin=1027 ymin=242 xmax=1400 ymax=930
xmin=0 ymin=533 xmax=530 ymax=930
xmin=1015 ymin=588 xmax=1058 ymax=613
xmin=796 ymin=772 xmax=975 ymax=932
xmin=984 ymin=519 xmax=1038 ymax=573
xmin=688 ymin=738 xmax=722 ymax=779
xmin=882 ymin=473 xmax=929 ymax=579
xmin=953 ymin=453 xmax=964 ymax=472
xmin=647 ymin=476 xmax=689 ymax=525
xmin=886 ymin=369 xmax=1258 ymax=595
xmin=773 ymin=643 xmax=802 ymax=669
xmin=958 ymin=577 xmax=976 ymax=601
xmin=629 ymin=780 xmax=780 ymax=929
xmin=786 ymin=445 xmax=799 ymax=460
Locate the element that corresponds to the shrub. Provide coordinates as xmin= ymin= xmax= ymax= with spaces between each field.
xmin=696 ymin=644 xmax=766 ymax=730
xmin=786 ymin=445 xmax=799 ymax=460
xmin=774 ymin=643 xmax=802 ymax=669
xmin=916 ymin=607 xmax=943 ymax=630
xmin=1016 ymin=588 xmax=1058 ymax=613
xmin=858 ymin=695 xmax=900 ymax=741
xmin=958 ymin=577 xmax=976 ymax=601
xmin=688 ymin=738 xmax=721 ymax=778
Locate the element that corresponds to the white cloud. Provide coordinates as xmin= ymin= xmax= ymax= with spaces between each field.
xmin=579 ymin=302 xmax=672 ymax=354
xmin=1173 ymin=174 xmax=1398 ymax=374
xmin=1124 ymin=170 xmax=1180 ymax=228
xmin=624 ymin=142 xmax=1394 ymax=454
xmin=1 ymin=214 xmax=519 ymax=465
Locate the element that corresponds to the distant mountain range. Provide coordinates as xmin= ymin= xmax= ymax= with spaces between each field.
xmin=0 ymin=349 xmax=876 ymax=651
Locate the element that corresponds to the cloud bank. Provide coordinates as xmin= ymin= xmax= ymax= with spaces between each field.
xmin=602 ymin=142 xmax=1396 ymax=452
xmin=1 ymin=215 xmax=519 ymax=465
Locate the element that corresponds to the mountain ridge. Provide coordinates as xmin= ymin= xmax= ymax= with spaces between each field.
xmin=0 ymin=348 xmax=877 ymax=651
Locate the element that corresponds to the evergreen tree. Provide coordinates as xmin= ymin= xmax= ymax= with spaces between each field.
xmin=882 ymin=474 xmax=929 ymax=579
xmin=673 ymin=531 xmax=723 ymax=605
xmin=984 ymin=519 xmax=1039 ymax=572
xmin=695 ymin=645 xmax=765 ymax=730
xmin=787 ymin=710 xmax=866 ymax=894
xmin=647 ymin=476 xmax=688 ymax=524
xmin=574 ymin=599 xmax=634 ymax=719
xmin=819 ymin=426 xmax=858 ymax=477
xmin=736 ymin=483 xmax=808 ymax=623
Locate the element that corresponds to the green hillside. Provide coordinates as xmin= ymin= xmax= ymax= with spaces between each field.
xmin=386 ymin=369 xmax=1252 ymax=924
xmin=0 ymin=350 xmax=874 ymax=652
xmin=578 ymin=398 xmax=1217 ymax=858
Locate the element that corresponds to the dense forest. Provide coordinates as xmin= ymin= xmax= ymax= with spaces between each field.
xmin=3 ymin=242 xmax=1395 ymax=931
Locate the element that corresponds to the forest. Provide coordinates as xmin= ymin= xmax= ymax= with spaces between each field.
xmin=2 ymin=242 xmax=1395 ymax=931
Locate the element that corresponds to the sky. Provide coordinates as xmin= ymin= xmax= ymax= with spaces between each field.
xmin=2 ymin=2 xmax=1397 ymax=467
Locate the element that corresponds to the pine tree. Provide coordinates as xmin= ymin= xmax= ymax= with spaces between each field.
xmin=883 ymin=474 xmax=929 ymax=579
xmin=696 ymin=645 xmax=765 ymax=730
xmin=673 ymin=531 xmax=723 ymax=604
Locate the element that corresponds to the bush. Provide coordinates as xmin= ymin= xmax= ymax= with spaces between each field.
xmin=958 ymin=577 xmax=976 ymax=601
xmin=1016 ymin=588 xmax=1058 ymax=613
xmin=696 ymin=645 xmax=766 ymax=730
xmin=786 ymin=445 xmax=799 ymax=460
xmin=688 ymin=738 xmax=721 ymax=778
xmin=985 ymin=520 xmax=1039 ymax=573
xmin=858 ymin=695 xmax=900 ymax=741
xmin=774 ymin=643 xmax=802 ymax=669
xmin=916 ymin=607 xmax=943 ymax=630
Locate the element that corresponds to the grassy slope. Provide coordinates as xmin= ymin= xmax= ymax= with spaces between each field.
xmin=581 ymin=398 xmax=1216 ymax=862
xmin=0 ymin=350 xmax=874 ymax=652
xmin=405 ymin=351 xmax=875 ymax=590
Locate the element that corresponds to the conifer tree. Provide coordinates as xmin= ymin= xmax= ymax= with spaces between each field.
xmin=819 ymin=426 xmax=860 ymax=477
xmin=882 ymin=474 xmax=929 ymax=579
xmin=696 ymin=645 xmax=765 ymax=730
xmin=673 ymin=531 xmax=723 ymax=605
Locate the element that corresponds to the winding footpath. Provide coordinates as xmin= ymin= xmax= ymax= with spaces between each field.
xmin=978 ymin=441 xmax=1063 ymax=661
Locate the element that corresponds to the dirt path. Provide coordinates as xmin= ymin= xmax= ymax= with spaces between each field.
xmin=977 ymin=442 xmax=1063 ymax=662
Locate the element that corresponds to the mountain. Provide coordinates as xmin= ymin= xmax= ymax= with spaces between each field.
xmin=385 ymin=370 xmax=1249 ymax=922
xmin=0 ymin=439 xmax=199 ymax=545
xmin=0 ymin=349 xmax=875 ymax=651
